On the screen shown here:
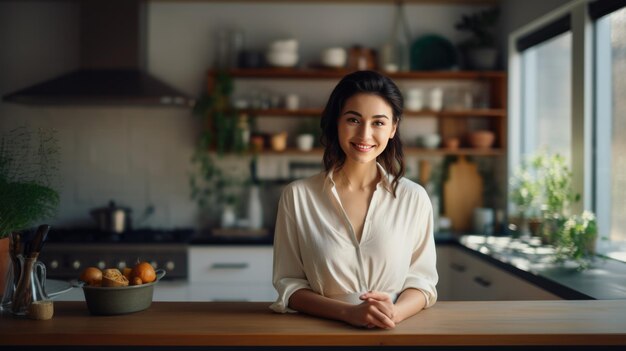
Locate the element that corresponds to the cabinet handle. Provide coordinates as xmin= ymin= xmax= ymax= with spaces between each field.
xmin=473 ymin=276 xmax=492 ymax=287
xmin=450 ymin=262 xmax=466 ymax=272
xmin=210 ymin=262 xmax=249 ymax=270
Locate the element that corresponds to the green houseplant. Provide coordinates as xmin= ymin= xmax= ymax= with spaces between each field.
xmin=0 ymin=126 xmax=60 ymax=239
xmin=190 ymin=70 xmax=252 ymax=227
xmin=0 ymin=126 xmax=60 ymax=298
xmin=509 ymin=151 xmax=596 ymax=270
xmin=455 ymin=7 xmax=499 ymax=70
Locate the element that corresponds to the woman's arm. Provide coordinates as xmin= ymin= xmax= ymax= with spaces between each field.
xmin=390 ymin=288 xmax=427 ymax=323
xmin=289 ymin=289 xmax=396 ymax=329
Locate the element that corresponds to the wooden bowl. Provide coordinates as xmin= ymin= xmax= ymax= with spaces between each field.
xmin=468 ymin=131 xmax=495 ymax=149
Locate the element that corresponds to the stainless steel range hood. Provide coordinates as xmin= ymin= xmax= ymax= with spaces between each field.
xmin=3 ymin=0 xmax=193 ymax=107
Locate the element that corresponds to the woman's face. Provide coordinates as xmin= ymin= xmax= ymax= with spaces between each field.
xmin=337 ymin=93 xmax=397 ymax=165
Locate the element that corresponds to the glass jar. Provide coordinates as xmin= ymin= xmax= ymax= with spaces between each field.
xmin=9 ymin=256 xmax=52 ymax=318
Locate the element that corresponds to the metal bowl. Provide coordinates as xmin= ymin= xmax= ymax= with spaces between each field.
xmin=74 ymin=270 xmax=165 ymax=315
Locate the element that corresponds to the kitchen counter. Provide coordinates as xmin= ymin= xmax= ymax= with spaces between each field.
xmin=455 ymin=235 xmax=626 ymax=300
xmin=1 ymin=301 xmax=625 ymax=349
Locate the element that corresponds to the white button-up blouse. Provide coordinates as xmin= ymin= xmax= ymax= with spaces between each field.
xmin=270 ymin=164 xmax=438 ymax=313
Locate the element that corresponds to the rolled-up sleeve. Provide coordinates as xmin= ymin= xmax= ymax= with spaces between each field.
xmin=269 ymin=187 xmax=311 ymax=313
xmin=401 ymin=191 xmax=438 ymax=308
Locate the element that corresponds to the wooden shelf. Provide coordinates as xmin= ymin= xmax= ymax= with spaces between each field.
xmin=242 ymin=108 xmax=506 ymax=118
xmin=219 ymin=68 xmax=506 ymax=80
xmin=252 ymin=147 xmax=504 ymax=156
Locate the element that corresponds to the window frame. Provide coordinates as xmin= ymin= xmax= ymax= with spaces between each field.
xmin=509 ymin=0 xmax=626 ymax=259
xmin=508 ymin=0 xmax=594 ymax=216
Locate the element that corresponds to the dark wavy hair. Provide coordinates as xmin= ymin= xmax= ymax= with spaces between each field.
xmin=320 ymin=70 xmax=405 ymax=196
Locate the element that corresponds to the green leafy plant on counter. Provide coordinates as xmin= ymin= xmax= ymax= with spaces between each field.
xmin=509 ymin=150 xmax=596 ymax=270
xmin=554 ymin=211 xmax=598 ymax=270
xmin=0 ymin=126 xmax=60 ymax=238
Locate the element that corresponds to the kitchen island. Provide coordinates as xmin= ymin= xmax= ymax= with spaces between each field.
xmin=1 ymin=300 xmax=625 ymax=350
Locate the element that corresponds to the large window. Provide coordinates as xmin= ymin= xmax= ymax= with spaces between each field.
xmin=510 ymin=0 xmax=626 ymax=261
xmin=521 ymin=32 xmax=572 ymax=161
xmin=595 ymin=5 xmax=626 ymax=260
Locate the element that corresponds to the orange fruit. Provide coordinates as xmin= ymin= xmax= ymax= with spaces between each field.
xmin=132 ymin=262 xmax=156 ymax=284
xmin=122 ymin=267 xmax=132 ymax=280
xmin=79 ymin=267 xmax=102 ymax=286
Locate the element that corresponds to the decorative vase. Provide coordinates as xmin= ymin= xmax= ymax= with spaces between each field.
xmin=380 ymin=1 xmax=412 ymax=72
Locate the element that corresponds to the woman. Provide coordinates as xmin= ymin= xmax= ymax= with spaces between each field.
xmin=270 ymin=70 xmax=438 ymax=329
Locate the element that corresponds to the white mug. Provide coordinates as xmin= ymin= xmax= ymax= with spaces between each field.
xmin=296 ymin=134 xmax=314 ymax=151
xmin=406 ymin=88 xmax=424 ymax=111
xmin=285 ymin=94 xmax=300 ymax=111
xmin=429 ymin=88 xmax=443 ymax=111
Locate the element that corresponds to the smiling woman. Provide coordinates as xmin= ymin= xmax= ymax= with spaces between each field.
xmin=270 ymin=71 xmax=437 ymax=330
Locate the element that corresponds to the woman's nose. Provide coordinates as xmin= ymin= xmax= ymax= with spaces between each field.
xmin=357 ymin=124 xmax=372 ymax=138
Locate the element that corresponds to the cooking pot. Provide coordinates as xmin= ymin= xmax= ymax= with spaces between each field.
xmin=90 ymin=201 xmax=132 ymax=233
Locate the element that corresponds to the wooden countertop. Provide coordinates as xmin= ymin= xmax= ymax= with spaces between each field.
xmin=1 ymin=300 xmax=625 ymax=347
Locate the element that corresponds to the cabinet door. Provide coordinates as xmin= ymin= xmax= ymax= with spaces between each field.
xmin=188 ymin=246 xmax=275 ymax=302
xmin=449 ymin=247 xmax=560 ymax=301
xmin=153 ymin=281 xmax=190 ymax=302
xmin=188 ymin=246 xmax=273 ymax=284
xmin=435 ymin=245 xmax=452 ymax=300
xmin=448 ymin=248 xmax=487 ymax=300
xmin=188 ymin=283 xmax=277 ymax=302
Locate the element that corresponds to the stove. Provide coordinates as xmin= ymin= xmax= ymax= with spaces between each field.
xmin=38 ymin=228 xmax=192 ymax=281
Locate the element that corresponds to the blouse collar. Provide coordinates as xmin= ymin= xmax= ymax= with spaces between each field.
xmin=323 ymin=163 xmax=393 ymax=194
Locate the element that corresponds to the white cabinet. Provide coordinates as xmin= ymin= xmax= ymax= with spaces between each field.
xmin=435 ymin=246 xmax=452 ymax=300
xmin=437 ymin=245 xmax=560 ymax=301
xmin=188 ymin=246 xmax=276 ymax=302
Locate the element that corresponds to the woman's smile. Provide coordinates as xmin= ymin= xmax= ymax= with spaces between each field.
xmin=350 ymin=142 xmax=376 ymax=152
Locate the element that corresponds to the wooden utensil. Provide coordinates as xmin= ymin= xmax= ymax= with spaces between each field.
xmin=443 ymin=156 xmax=483 ymax=233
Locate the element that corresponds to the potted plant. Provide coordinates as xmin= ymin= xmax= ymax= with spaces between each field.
xmin=190 ymin=70 xmax=251 ymax=229
xmin=189 ymin=144 xmax=251 ymax=229
xmin=0 ymin=126 xmax=60 ymax=300
xmin=295 ymin=118 xmax=320 ymax=152
xmin=193 ymin=70 xmax=238 ymax=155
xmin=509 ymin=155 xmax=541 ymax=238
xmin=554 ymin=211 xmax=597 ymax=270
xmin=509 ymin=150 xmax=597 ymax=270
xmin=455 ymin=7 xmax=500 ymax=70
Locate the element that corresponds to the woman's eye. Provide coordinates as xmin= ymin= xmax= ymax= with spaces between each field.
xmin=373 ymin=121 xmax=385 ymax=127
xmin=346 ymin=117 xmax=359 ymax=124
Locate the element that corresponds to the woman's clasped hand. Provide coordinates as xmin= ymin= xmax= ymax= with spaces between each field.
xmin=353 ymin=291 xmax=397 ymax=329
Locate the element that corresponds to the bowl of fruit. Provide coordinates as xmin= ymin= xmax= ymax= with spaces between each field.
xmin=75 ymin=262 xmax=165 ymax=315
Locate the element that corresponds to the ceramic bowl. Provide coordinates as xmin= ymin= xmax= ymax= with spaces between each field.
xmin=468 ymin=130 xmax=495 ymax=149
xmin=321 ymin=47 xmax=347 ymax=68
xmin=74 ymin=270 xmax=165 ymax=315
xmin=268 ymin=39 xmax=299 ymax=53
xmin=266 ymin=51 xmax=298 ymax=68
xmin=419 ymin=134 xmax=441 ymax=149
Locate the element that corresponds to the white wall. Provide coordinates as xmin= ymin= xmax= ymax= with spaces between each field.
xmin=1 ymin=1 xmax=488 ymax=230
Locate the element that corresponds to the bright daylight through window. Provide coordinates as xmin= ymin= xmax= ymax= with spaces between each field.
xmin=521 ymin=32 xmax=572 ymax=162
xmin=595 ymin=6 xmax=626 ymax=261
